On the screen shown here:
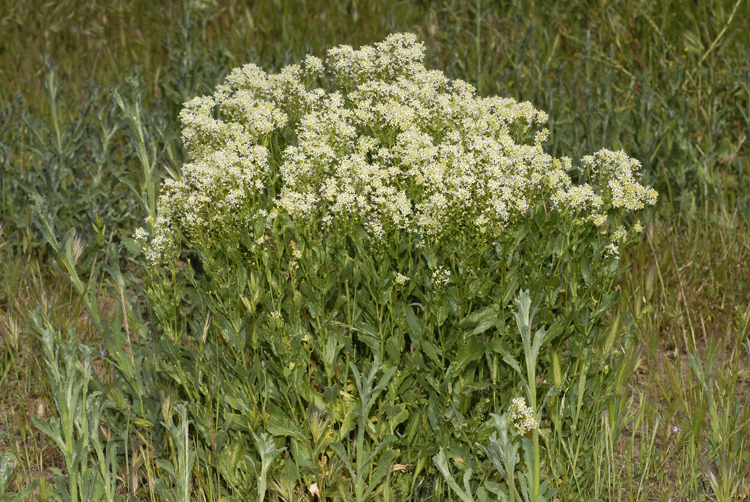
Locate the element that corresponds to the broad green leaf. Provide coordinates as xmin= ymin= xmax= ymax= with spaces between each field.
xmin=155 ymin=459 xmax=176 ymax=477
xmin=330 ymin=442 xmax=354 ymax=477
xmin=594 ymin=290 xmax=621 ymax=319
xmin=581 ymin=256 xmax=592 ymax=285
xmin=502 ymin=274 xmax=520 ymax=308
xmin=340 ymin=255 xmax=354 ymax=281
xmin=427 ymin=395 xmax=440 ymax=432
xmin=545 ymin=318 xmax=566 ymax=344
xmin=265 ymin=404 xmax=305 ymax=442
xmin=458 ymin=306 xmax=497 ymax=331
xmin=405 ymin=306 xmax=422 ymax=343
xmin=422 ymin=340 xmax=442 ymax=366
xmin=455 ymin=336 xmax=485 ymax=371
xmin=354 ymin=322 xmax=381 ymax=356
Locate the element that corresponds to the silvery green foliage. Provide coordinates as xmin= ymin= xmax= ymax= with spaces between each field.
xmin=142 ymin=33 xmax=656 ymax=264
xmin=28 ymin=315 xmax=123 ymax=502
xmin=0 ymin=441 xmax=38 ymax=502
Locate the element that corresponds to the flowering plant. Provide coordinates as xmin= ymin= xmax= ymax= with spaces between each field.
xmin=133 ymin=33 xmax=656 ymax=500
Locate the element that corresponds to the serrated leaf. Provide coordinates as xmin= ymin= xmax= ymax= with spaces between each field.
xmin=366 ymin=449 xmax=397 ymax=498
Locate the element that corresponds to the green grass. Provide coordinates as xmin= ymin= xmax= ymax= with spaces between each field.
xmin=1 ymin=0 xmax=749 ymax=500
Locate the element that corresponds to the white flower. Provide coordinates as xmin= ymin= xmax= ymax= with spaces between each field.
xmin=432 ymin=266 xmax=451 ymax=288
xmin=581 ymin=150 xmax=658 ymax=211
xmin=133 ymin=227 xmax=149 ymax=242
xmin=303 ymin=55 xmax=324 ymax=75
xmin=611 ymin=225 xmax=627 ymax=242
xmin=589 ymin=213 xmax=608 ymax=227
xmin=395 ymin=273 xmax=409 ymax=285
xmin=605 ymin=243 xmax=620 ymax=258
xmin=509 ymin=397 xmax=538 ymax=435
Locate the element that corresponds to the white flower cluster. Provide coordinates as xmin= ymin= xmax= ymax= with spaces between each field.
xmin=431 ymin=266 xmax=451 ymax=289
xmin=143 ymin=33 xmax=657 ymax=263
xmin=581 ymin=150 xmax=658 ymax=211
xmin=509 ymin=397 xmax=538 ymax=435
xmin=395 ymin=273 xmax=410 ymax=285
xmin=604 ymin=242 xmax=620 ymax=258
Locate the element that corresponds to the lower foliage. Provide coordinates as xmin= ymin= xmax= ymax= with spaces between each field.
xmin=20 ymin=186 xmax=635 ymax=502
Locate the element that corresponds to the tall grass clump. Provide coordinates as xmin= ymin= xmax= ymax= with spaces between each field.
xmin=24 ymin=33 xmax=658 ymax=501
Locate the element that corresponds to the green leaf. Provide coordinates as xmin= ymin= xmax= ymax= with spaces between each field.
xmin=581 ymin=256 xmax=592 ymax=285
xmin=545 ymin=318 xmax=566 ymax=343
xmin=0 ymin=453 xmax=17 ymax=494
xmin=265 ymin=405 xmax=305 ymax=442
xmin=155 ymin=459 xmax=176 ymax=478
xmin=222 ymin=413 xmax=250 ymax=432
xmin=594 ymin=290 xmax=621 ymax=319
xmin=427 ymin=395 xmax=440 ymax=432
xmin=458 ymin=306 xmax=498 ymax=335
xmin=330 ymin=442 xmax=354 ymax=477
xmin=369 ymin=449 xmax=397 ymax=490
xmin=31 ymin=417 xmax=63 ymax=449
xmin=435 ymin=301 xmax=451 ymax=327
xmin=29 ymin=193 xmax=60 ymax=254
xmin=354 ymin=322 xmax=381 ymax=357
xmin=8 ymin=480 xmax=38 ymax=502
xmin=455 ymin=336 xmax=485 ymax=371
xmin=340 ymin=255 xmax=355 ymax=282
xmin=490 ymin=338 xmax=512 ymax=357
xmin=432 ymin=449 xmax=475 ymax=502
xmin=502 ymin=354 xmax=530 ymax=397
xmin=405 ymin=306 xmax=422 ymax=344
xmin=422 ymin=340 xmax=442 ymax=366
xmin=502 ymin=273 xmax=520 ymax=308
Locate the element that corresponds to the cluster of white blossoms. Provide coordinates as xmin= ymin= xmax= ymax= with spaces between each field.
xmin=580 ymin=150 xmax=658 ymax=211
xmin=509 ymin=397 xmax=538 ymax=435
xmin=395 ymin=273 xmax=410 ymax=285
xmin=141 ymin=33 xmax=657 ymax=263
xmin=431 ymin=266 xmax=451 ymax=289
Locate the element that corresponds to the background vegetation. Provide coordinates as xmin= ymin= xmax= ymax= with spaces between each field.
xmin=0 ymin=0 xmax=748 ymax=500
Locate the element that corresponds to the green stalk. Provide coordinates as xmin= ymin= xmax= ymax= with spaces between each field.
xmin=475 ymin=0 xmax=482 ymax=95
xmin=112 ymin=80 xmax=158 ymax=227
xmin=526 ymin=340 xmax=540 ymax=502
